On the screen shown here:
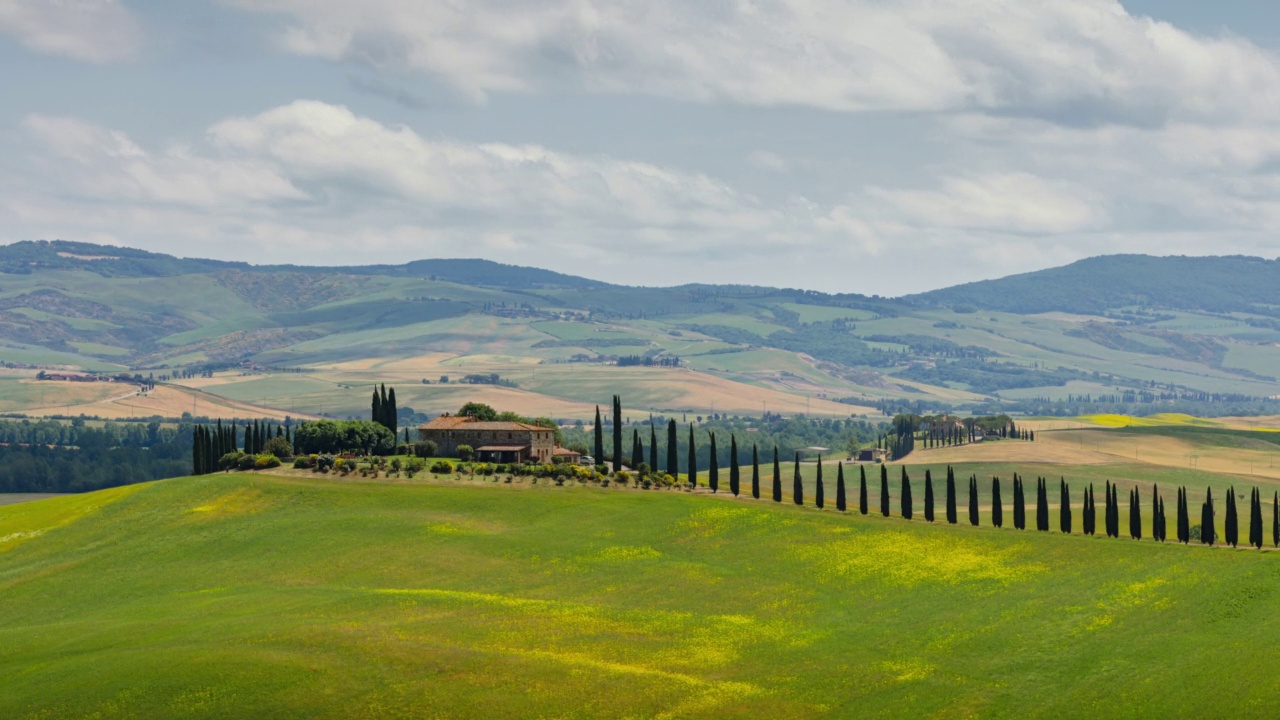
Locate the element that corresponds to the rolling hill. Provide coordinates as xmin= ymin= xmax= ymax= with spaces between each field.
xmin=2 ymin=240 xmax=1280 ymax=422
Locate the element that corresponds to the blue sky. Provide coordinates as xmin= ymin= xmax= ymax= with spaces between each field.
xmin=2 ymin=1 xmax=1279 ymax=294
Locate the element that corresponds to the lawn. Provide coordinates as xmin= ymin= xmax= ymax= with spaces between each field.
xmin=2 ymin=472 xmax=1280 ymax=718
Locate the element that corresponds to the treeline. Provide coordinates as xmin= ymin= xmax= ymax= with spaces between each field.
xmin=0 ymin=418 xmax=193 ymax=493
xmin=616 ymin=355 xmax=681 ymax=367
xmin=192 ymin=418 xmax=400 ymax=474
xmin=877 ymin=414 xmax=1033 ymax=461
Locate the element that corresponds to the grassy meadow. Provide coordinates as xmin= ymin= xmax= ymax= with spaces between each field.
xmin=3 ymin=471 xmax=1280 ymax=718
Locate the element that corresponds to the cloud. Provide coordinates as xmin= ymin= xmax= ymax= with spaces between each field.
xmin=0 ymin=0 xmax=141 ymax=62
xmin=227 ymin=0 xmax=1280 ymax=125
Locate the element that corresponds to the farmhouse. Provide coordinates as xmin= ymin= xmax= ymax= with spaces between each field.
xmin=419 ymin=414 xmax=555 ymax=464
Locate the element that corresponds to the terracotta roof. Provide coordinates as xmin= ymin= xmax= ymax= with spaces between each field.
xmin=420 ymin=416 xmax=545 ymax=432
xmin=476 ymin=445 xmax=530 ymax=452
xmin=553 ymin=447 xmax=581 ymax=456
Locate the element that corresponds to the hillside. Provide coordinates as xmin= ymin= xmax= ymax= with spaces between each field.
xmin=3 ymin=241 xmax=1280 ymax=422
xmin=2 ymin=473 xmax=1279 ymax=718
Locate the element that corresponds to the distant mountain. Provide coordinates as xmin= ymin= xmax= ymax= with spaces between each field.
xmin=908 ymin=254 xmax=1280 ymax=316
xmin=0 ymin=240 xmax=608 ymax=290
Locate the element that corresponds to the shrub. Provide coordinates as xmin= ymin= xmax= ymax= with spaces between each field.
xmin=218 ymin=452 xmax=241 ymax=472
xmin=456 ymin=444 xmax=475 ymax=462
xmin=292 ymin=456 xmax=313 ymax=469
xmin=316 ymin=455 xmax=335 ymax=472
xmin=406 ymin=457 xmax=426 ymax=473
xmin=615 ymin=470 xmax=631 ymax=486
xmin=430 ymin=460 xmax=454 ymax=474
xmin=255 ymin=454 xmax=281 ymax=469
xmin=1189 ymin=524 xmax=1203 ymax=541
xmin=414 ymin=440 xmax=438 ymax=458
xmin=658 ymin=473 xmax=676 ymax=487
xmin=390 ymin=458 xmax=403 ymax=472
xmin=236 ymin=454 xmax=257 ymax=471
xmin=263 ymin=436 xmax=293 ymax=459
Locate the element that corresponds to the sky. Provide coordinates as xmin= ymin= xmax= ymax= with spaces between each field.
xmin=2 ymin=1 xmax=1280 ymax=295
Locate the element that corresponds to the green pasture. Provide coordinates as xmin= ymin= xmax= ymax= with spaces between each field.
xmin=3 ymin=473 xmax=1280 ymax=718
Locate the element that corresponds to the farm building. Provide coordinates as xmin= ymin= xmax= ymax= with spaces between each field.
xmin=418 ymin=414 xmax=555 ymax=464
xmin=856 ymin=448 xmax=888 ymax=463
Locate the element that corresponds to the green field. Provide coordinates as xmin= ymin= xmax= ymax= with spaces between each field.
xmin=3 ymin=472 xmax=1280 ymax=718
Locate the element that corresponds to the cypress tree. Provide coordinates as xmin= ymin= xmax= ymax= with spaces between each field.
xmin=193 ymin=425 xmax=203 ymax=475
xmin=1083 ymin=485 xmax=1094 ymax=536
xmin=650 ymin=422 xmax=658 ymax=472
xmin=1177 ymin=487 xmax=1188 ymax=543
xmin=880 ymin=464 xmax=890 ymax=517
xmin=859 ymin=464 xmax=869 ymax=515
xmin=751 ymin=444 xmax=760 ymax=500
xmin=379 ymin=384 xmax=389 ymax=428
xmin=667 ymin=420 xmax=678 ymax=478
xmin=836 ymin=462 xmax=847 ymax=512
xmin=632 ymin=429 xmax=643 ymax=470
xmin=945 ymin=466 xmax=956 ymax=524
xmin=729 ymin=435 xmax=740 ymax=497
xmin=594 ymin=406 xmax=604 ymax=468
xmin=687 ymin=425 xmax=697 ymax=488
xmin=1130 ymin=487 xmax=1141 ymax=540
xmin=1013 ymin=475 xmax=1025 ymax=530
xmin=1060 ymin=479 xmax=1072 ymax=535
xmin=372 ymin=388 xmax=382 ymax=428
xmin=772 ymin=446 xmax=782 ymax=503
xmin=924 ymin=469 xmax=934 ymax=522
xmin=1037 ymin=478 xmax=1049 ymax=532
xmin=793 ymin=452 xmax=804 ymax=506
xmin=612 ymin=395 xmax=622 ymax=474
xmin=1273 ymin=491 xmax=1278 ymax=549
xmin=1202 ymin=488 xmax=1215 ymax=546
xmin=1225 ymin=486 xmax=1238 ymax=548
xmin=387 ymin=387 xmax=398 ymax=434
xmin=815 ymin=458 xmax=825 ymax=509
xmin=708 ymin=433 xmax=719 ymax=493
xmin=900 ymin=466 xmax=912 ymax=519
xmin=968 ymin=476 xmax=979 ymax=526
xmin=991 ymin=477 xmax=1003 ymax=528
xmin=1252 ymin=487 xmax=1263 ymax=549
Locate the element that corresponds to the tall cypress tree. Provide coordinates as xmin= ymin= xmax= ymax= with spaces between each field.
xmin=859 ymin=464 xmax=869 ymax=515
xmin=1060 ymin=479 xmax=1072 ymax=535
xmin=815 ymin=458 xmax=825 ymax=509
xmin=1252 ymin=487 xmax=1263 ymax=549
xmin=1013 ymin=475 xmax=1025 ymax=530
xmin=1273 ymin=491 xmax=1278 ymax=549
xmin=991 ymin=477 xmax=1002 ymax=528
xmin=772 ymin=446 xmax=782 ymax=503
xmin=649 ymin=422 xmax=658 ymax=472
xmin=687 ymin=425 xmax=697 ymax=488
xmin=708 ymin=433 xmax=719 ymax=493
xmin=387 ymin=387 xmax=398 ymax=434
xmin=836 ymin=462 xmax=847 ymax=512
xmin=945 ymin=466 xmax=956 ymax=524
xmin=666 ymin=419 xmax=678 ymax=478
xmin=1130 ymin=487 xmax=1142 ymax=540
xmin=612 ymin=395 xmax=622 ymax=474
xmin=751 ymin=444 xmax=760 ymax=500
xmin=379 ymin=384 xmax=389 ymax=429
xmin=793 ymin=452 xmax=804 ymax=506
xmin=1083 ymin=485 xmax=1094 ymax=536
xmin=632 ymin=429 xmax=643 ymax=469
xmin=372 ymin=388 xmax=382 ymax=428
xmin=880 ymin=464 xmax=890 ymax=517
xmin=1037 ymin=478 xmax=1049 ymax=532
xmin=729 ymin=435 xmax=740 ymax=497
xmin=900 ymin=466 xmax=912 ymax=519
xmin=924 ymin=469 xmax=934 ymax=522
xmin=1177 ymin=487 xmax=1187 ymax=543
xmin=1225 ymin=486 xmax=1238 ymax=548
xmin=968 ymin=476 xmax=979 ymax=526
xmin=594 ymin=406 xmax=604 ymax=468
xmin=1202 ymin=488 xmax=1215 ymax=546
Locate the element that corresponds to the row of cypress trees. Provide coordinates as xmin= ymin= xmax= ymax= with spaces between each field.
xmin=192 ymin=420 xmax=292 ymax=474
xmin=370 ymin=384 xmax=397 ymax=434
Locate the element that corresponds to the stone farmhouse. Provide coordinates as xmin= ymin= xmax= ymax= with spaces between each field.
xmin=418 ymin=414 xmax=556 ymax=464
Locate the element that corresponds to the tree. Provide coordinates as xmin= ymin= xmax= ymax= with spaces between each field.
xmin=1012 ymin=475 xmax=1025 ymax=531
xmin=772 ymin=446 xmax=782 ymax=503
xmin=632 ymin=429 xmax=643 ymax=470
xmin=924 ymin=469 xmax=934 ymax=522
xmin=459 ymin=402 xmax=497 ymax=421
xmin=1251 ymin=487 xmax=1263 ymax=549
xmin=729 ymin=435 xmax=740 ymax=497
xmin=1225 ymin=486 xmax=1238 ymax=548
xmin=1037 ymin=478 xmax=1049 ymax=532
xmin=688 ymin=425 xmax=697 ymax=488
xmin=1152 ymin=484 xmax=1163 ymax=543
xmin=968 ymin=476 xmax=979 ymax=526
xmin=386 ymin=387 xmax=398 ymax=434
xmin=456 ymin=444 xmax=475 ymax=462
xmin=815 ymin=458 xmax=825 ymax=509
xmin=372 ymin=388 xmax=382 ymax=428
xmin=901 ymin=466 xmax=912 ymax=519
xmin=667 ymin=420 xmax=678 ymax=478
xmin=1060 ymin=479 xmax=1072 ymax=534
xmin=264 ymin=435 xmax=292 ymax=459
xmin=612 ymin=395 xmax=622 ymax=474
xmin=945 ymin=466 xmax=956 ymax=524
xmin=594 ymin=406 xmax=604 ymax=466
xmin=1129 ymin=487 xmax=1141 ymax=540
xmin=991 ymin=477 xmax=1003 ymax=528
xmin=836 ymin=462 xmax=847 ymax=512
xmin=1202 ymin=488 xmax=1216 ymax=546
xmin=649 ymin=422 xmax=658 ymax=472
xmin=793 ymin=452 xmax=803 ymax=506
xmin=1273 ymin=491 xmax=1278 ymax=549
xmin=1177 ymin=487 xmax=1188 ymax=543
xmin=709 ymin=433 xmax=719 ymax=493
xmin=751 ymin=444 xmax=760 ymax=500
xmin=880 ymin=464 xmax=890 ymax=517
xmin=860 ymin=464 xmax=869 ymax=515
xmin=1083 ymin=485 xmax=1094 ymax=536
xmin=1104 ymin=481 xmax=1115 ymax=538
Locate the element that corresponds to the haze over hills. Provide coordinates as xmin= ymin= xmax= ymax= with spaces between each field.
xmin=2 ymin=240 xmax=1279 ymax=422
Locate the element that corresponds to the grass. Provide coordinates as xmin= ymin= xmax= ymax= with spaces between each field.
xmin=4 ymin=473 xmax=1280 ymax=718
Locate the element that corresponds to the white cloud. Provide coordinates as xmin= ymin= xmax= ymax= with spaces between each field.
xmin=0 ymin=0 xmax=141 ymax=63
xmin=228 ymin=0 xmax=1280 ymax=124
